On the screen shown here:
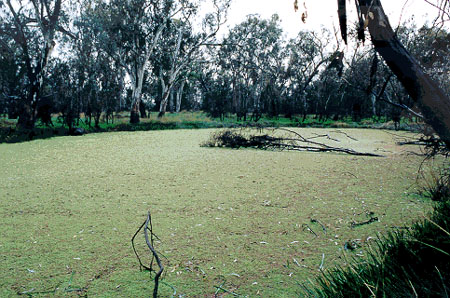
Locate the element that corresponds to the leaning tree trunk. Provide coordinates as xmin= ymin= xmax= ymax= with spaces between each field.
xmin=358 ymin=0 xmax=450 ymax=147
xmin=159 ymin=27 xmax=186 ymax=118
xmin=158 ymin=85 xmax=171 ymax=118
xmin=159 ymin=69 xmax=181 ymax=117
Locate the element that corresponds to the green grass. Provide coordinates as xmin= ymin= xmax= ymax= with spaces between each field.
xmin=0 ymin=128 xmax=432 ymax=297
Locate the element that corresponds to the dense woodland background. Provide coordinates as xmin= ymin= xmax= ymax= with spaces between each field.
xmin=1 ymin=0 xmax=449 ymax=132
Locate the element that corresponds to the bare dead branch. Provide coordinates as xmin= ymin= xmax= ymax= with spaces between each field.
xmin=333 ymin=130 xmax=359 ymax=141
xmin=202 ymin=128 xmax=384 ymax=157
xmin=131 ymin=220 xmax=151 ymax=271
xmin=144 ymin=212 xmax=164 ymax=298
xmin=131 ymin=212 xmax=164 ymax=298
xmin=392 ymin=127 xmax=449 ymax=158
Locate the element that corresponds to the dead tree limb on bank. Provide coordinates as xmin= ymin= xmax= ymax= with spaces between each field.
xmin=397 ymin=135 xmax=449 ymax=158
xmin=202 ymin=128 xmax=383 ymax=157
xmin=131 ymin=212 xmax=164 ymax=298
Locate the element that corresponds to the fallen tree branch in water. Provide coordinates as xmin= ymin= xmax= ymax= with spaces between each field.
xmin=397 ymin=135 xmax=449 ymax=158
xmin=202 ymin=128 xmax=384 ymax=157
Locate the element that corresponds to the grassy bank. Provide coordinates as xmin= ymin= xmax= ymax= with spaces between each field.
xmin=0 ymin=112 xmax=424 ymax=143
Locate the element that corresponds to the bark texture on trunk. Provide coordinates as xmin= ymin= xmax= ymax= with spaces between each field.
xmin=158 ymin=87 xmax=170 ymax=118
xmin=176 ymin=81 xmax=185 ymax=113
xmin=124 ymin=23 xmax=165 ymax=124
xmin=129 ymin=68 xmax=144 ymax=124
xmin=130 ymin=99 xmax=140 ymax=124
xmin=9 ymin=0 xmax=60 ymax=130
xmin=169 ymin=89 xmax=174 ymax=112
xmin=358 ymin=0 xmax=450 ymax=146
xmin=158 ymin=27 xmax=184 ymax=118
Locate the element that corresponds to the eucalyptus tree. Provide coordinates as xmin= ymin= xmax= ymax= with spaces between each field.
xmin=219 ymin=14 xmax=284 ymax=121
xmin=155 ymin=0 xmax=230 ymax=117
xmin=48 ymin=60 xmax=77 ymax=129
xmin=0 ymin=34 xmax=25 ymax=118
xmin=342 ymin=23 xmax=450 ymax=122
xmin=283 ymin=29 xmax=334 ymax=119
xmin=198 ymin=60 xmax=233 ymax=119
xmin=91 ymin=0 xmax=185 ymax=123
xmin=65 ymin=6 xmax=124 ymax=127
xmin=412 ymin=25 xmax=450 ymax=97
xmin=0 ymin=0 xmax=65 ymax=129
xmin=379 ymin=24 xmax=450 ymax=122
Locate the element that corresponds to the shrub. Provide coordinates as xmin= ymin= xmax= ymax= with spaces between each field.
xmin=421 ymin=167 xmax=450 ymax=202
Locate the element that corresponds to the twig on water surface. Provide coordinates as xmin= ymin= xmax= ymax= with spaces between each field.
xmin=333 ymin=130 xmax=359 ymax=141
xmin=214 ymin=277 xmax=244 ymax=297
xmin=319 ymin=253 xmax=325 ymax=271
xmin=310 ymin=218 xmax=327 ymax=234
xmin=307 ymin=133 xmax=341 ymax=143
xmin=344 ymin=171 xmax=358 ymax=179
xmin=18 ymin=272 xmax=85 ymax=297
xmin=302 ymin=223 xmax=318 ymax=237
xmin=214 ymin=285 xmax=241 ymax=297
xmin=351 ymin=217 xmax=379 ymax=228
xmin=131 ymin=211 xmax=164 ymax=298
xmin=215 ymin=281 xmax=226 ymax=297
xmin=160 ymin=280 xmax=178 ymax=298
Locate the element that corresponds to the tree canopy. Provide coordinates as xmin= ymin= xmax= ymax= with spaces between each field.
xmin=0 ymin=0 xmax=449 ymax=142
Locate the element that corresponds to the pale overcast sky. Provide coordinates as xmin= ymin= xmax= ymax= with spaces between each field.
xmin=221 ymin=0 xmax=442 ymax=38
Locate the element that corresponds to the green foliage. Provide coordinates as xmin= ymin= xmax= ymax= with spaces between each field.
xmin=421 ymin=167 xmax=450 ymax=202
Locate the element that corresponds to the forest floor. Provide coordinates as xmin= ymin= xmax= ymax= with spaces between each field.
xmin=0 ymin=128 xmax=438 ymax=297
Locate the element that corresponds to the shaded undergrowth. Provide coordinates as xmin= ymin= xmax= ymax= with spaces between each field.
xmin=0 ymin=113 xmax=425 ymax=144
xmin=0 ymin=121 xmax=223 ymax=143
